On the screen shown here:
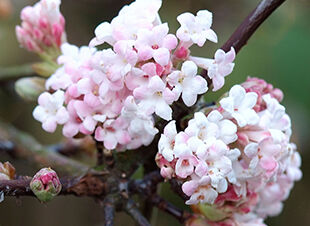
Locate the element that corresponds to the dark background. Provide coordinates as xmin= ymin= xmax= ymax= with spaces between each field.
xmin=0 ymin=0 xmax=309 ymax=225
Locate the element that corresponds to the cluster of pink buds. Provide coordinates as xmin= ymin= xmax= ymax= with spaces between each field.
xmin=28 ymin=0 xmax=236 ymax=151
xmin=16 ymin=0 xmax=66 ymax=55
xmin=156 ymin=77 xmax=302 ymax=225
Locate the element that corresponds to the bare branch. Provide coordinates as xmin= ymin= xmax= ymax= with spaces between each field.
xmin=0 ymin=176 xmax=81 ymax=197
xmin=129 ymin=171 xmax=192 ymax=223
xmin=0 ymin=177 xmax=32 ymax=196
xmin=103 ymin=195 xmax=116 ymax=226
xmin=125 ymin=199 xmax=151 ymax=226
xmin=0 ymin=173 xmax=111 ymax=198
xmin=150 ymin=194 xmax=191 ymax=223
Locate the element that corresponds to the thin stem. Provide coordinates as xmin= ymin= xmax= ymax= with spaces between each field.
xmin=95 ymin=141 xmax=104 ymax=166
xmin=150 ymin=194 xmax=191 ymax=223
xmin=0 ymin=63 xmax=35 ymax=80
xmin=221 ymin=0 xmax=286 ymax=53
xmin=0 ymin=121 xmax=90 ymax=176
xmin=125 ymin=199 xmax=151 ymax=226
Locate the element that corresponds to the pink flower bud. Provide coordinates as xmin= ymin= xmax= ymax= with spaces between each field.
xmin=16 ymin=0 xmax=66 ymax=56
xmin=30 ymin=168 xmax=62 ymax=202
xmin=174 ymin=46 xmax=190 ymax=60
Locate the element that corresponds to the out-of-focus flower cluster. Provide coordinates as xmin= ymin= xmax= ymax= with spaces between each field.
xmin=156 ymin=77 xmax=302 ymax=225
xmin=17 ymin=0 xmax=236 ymax=151
xmin=16 ymin=0 xmax=66 ymax=56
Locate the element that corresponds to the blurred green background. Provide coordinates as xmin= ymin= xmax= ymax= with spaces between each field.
xmin=0 ymin=0 xmax=309 ymax=225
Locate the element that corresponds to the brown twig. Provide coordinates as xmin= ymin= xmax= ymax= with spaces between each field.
xmin=95 ymin=140 xmax=104 ymax=166
xmin=221 ymin=0 xmax=286 ymax=53
xmin=0 ymin=176 xmax=81 ymax=197
xmin=150 ymin=194 xmax=191 ymax=223
xmin=129 ymin=171 xmax=192 ymax=223
xmin=169 ymin=179 xmax=189 ymax=201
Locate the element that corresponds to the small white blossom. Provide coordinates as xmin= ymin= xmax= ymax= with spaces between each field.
xmin=33 ymin=90 xmax=69 ymax=133
xmin=176 ymin=10 xmax=217 ymax=47
xmin=220 ymin=85 xmax=259 ymax=127
xmin=167 ymin=61 xmax=208 ymax=107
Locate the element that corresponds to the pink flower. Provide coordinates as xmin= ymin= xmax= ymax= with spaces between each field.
xmin=175 ymin=146 xmax=199 ymax=178
xmin=136 ymin=23 xmax=177 ymax=66
xmin=241 ymin=77 xmax=283 ymax=112
xmin=244 ymin=138 xmax=280 ymax=177
xmin=185 ymin=176 xmax=218 ymax=205
xmin=95 ymin=118 xmax=131 ymax=150
xmin=62 ymin=100 xmax=92 ymax=138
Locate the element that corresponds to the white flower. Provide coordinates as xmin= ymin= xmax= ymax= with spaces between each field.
xmin=167 ymin=61 xmax=208 ymax=107
xmin=259 ymin=94 xmax=291 ymax=142
xmin=58 ymin=43 xmax=96 ymax=66
xmin=185 ymin=176 xmax=218 ymax=205
xmin=121 ymin=96 xmax=158 ymax=149
xmin=220 ymin=85 xmax=259 ymax=127
xmin=190 ymin=47 xmax=236 ymax=91
xmin=33 ymin=90 xmax=69 ymax=133
xmin=46 ymin=67 xmax=72 ymax=90
xmin=89 ymin=0 xmax=162 ymax=47
xmin=185 ymin=111 xmax=237 ymax=145
xmin=158 ymin=121 xmax=177 ymax=161
xmin=176 ymin=10 xmax=217 ymax=47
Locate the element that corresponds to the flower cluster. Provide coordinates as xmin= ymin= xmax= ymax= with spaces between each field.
xmin=16 ymin=0 xmax=66 ymax=55
xmin=23 ymin=0 xmax=236 ymax=151
xmin=156 ymin=77 xmax=301 ymax=225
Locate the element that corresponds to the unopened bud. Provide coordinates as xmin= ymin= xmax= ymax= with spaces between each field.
xmin=15 ymin=77 xmax=45 ymax=101
xmin=0 ymin=161 xmax=15 ymax=180
xmin=30 ymin=167 xmax=62 ymax=202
